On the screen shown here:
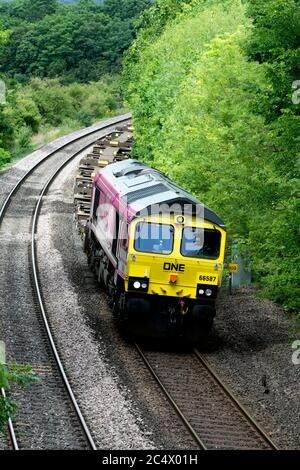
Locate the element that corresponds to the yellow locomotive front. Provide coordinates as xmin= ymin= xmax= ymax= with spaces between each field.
xmin=123 ymin=212 xmax=226 ymax=343
xmin=126 ymin=214 xmax=226 ymax=299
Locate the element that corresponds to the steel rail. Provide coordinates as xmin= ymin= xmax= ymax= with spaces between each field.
xmin=30 ymin=116 xmax=131 ymax=450
xmin=135 ymin=342 xmax=278 ymax=450
xmin=0 ymin=113 xmax=131 ymax=224
xmin=0 ymin=114 xmax=131 ymax=450
xmin=134 ymin=343 xmax=207 ymax=449
xmin=0 ymin=388 xmax=19 ymax=450
xmin=193 ymin=349 xmax=278 ymax=450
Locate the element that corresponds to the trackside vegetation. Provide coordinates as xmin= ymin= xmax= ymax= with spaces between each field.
xmin=0 ymin=0 xmax=153 ymax=168
xmin=123 ymin=0 xmax=300 ymax=312
xmin=0 ymin=75 xmax=125 ymax=164
xmin=0 ymin=362 xmax=39 ymax=433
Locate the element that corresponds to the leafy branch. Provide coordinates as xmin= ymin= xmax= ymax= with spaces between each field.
xmin=0 ymin=362 xmax=40 ymax=434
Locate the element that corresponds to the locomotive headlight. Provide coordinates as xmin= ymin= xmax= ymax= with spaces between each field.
xmin=129 ymin=277 xmax=149 ymax=292
xmin=196 ymin=284 xmax=217 ymax=299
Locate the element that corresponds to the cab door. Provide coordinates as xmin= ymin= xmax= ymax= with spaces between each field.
xmin=117 ymin=219 xmax=129 ymax=277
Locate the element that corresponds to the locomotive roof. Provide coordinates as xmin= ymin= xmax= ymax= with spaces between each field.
xmin=96 ymin=159 xmax=226 ymax=229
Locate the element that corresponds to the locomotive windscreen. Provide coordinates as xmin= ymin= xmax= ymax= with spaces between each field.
xmin=181 ymin=227 xmax=221 ymax=260
xmin=134 ymin=222 xmax=174 ymax=255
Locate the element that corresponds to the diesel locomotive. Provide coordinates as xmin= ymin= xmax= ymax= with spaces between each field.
xmin=74 ymin=124 xmax=227 ymax=343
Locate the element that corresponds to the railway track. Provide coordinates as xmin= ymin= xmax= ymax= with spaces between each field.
xmin=135 ymin=344 xmax=278 ymax=450
xmin=0 ymin=113 xmax=280 ymax=451
xmin=0 ymin=114 xmax=131 ymax=450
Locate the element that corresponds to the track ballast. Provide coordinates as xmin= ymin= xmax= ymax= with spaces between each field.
xmin=135 ymin=344 xmax=278 ymax=450
xmin=0 ymin=115 xmax=131 ymax=450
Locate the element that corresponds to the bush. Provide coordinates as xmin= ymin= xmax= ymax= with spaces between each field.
xmin=0 ymin=362 xmax=39 ymax=433
xmin=23 ymin=78 xmax=75 ymax=126
xmin=0 ymin=147 xmax=11 ymax=167
xmin=10 ymin=94 xmax=41 ymax=132
xmin=14 ymin=125 xmax=33 ymax=151
xmin=0 ymin=75 xmax=125 ymax=169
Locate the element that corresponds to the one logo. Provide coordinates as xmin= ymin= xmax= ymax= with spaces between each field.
xmin=163 ymin=262 xmax=185 ymax=272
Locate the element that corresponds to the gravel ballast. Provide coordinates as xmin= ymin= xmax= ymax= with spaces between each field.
xmin=203 ymin=288 xmax=300 ymax=450
xmin=36 ymin=152 xmax=300 ymax=450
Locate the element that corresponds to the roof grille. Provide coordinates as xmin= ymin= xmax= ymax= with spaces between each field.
xmin=125 ymin=184 xmax=169 ymax=204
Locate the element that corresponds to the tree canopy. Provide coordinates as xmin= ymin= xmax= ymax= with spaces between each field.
xmin=0 ymin=0 xmax=153 ymax=82
xmin=123 ymin=0 xmax=300 ymax=311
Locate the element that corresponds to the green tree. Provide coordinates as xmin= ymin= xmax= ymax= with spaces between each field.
xmin=0 ymin=0 xmax=153 ymax=81
xmin=124 ymin=0 xmax=248 ymax=158
xmin=244 ymin=0 xmax=300 ymax=308
xmin=0 ymin=21 xmax=12 ymax=162
xmin=246 ymin=0 xmax=300 ymax=121
xmin=9 ymin=0 xmax=58 ymax=22
xmin=101 ymin=0 xmax=153 ymax=20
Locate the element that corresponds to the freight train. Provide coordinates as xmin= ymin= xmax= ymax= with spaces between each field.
xmin=74 ymin=123 xmax=226 ymax=344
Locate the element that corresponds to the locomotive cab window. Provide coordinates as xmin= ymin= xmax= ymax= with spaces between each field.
xmin=93 ymin=187 xmax=101 ymax=221
xmin=181 ymin=227 xmax=221 ymax=260
xmin=134 ymin=223 xmax=174 ymax=255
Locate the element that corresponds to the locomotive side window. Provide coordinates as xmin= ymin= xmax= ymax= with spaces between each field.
xmin=181 ymin=228 xmax=221 ymax=260
xmin=134 ymin=223 xmax=174 ymax=255
xmin=112 ymin=211 xmax=119 ymax=256
xmin=93 ymin=187 xmax=101 ymax=221
xmin=120 ymin=222 xmax=129 ymax=250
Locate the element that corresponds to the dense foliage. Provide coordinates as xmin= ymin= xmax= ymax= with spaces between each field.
xmin=0 ymin=75 xmax=124 ymax=164
xmin=123 ymin=0 xmax=300 ymax=311
xmin=0 ymin=0 xmax=153 ymax=82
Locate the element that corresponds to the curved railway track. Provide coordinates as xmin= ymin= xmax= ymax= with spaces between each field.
xmin=0 ymin=113 xmax=280 ymax=451
xmin=0 ymin=114 xmax=131 ymax=450
xmin=135 ymin=343 xmax=278 ymax=450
